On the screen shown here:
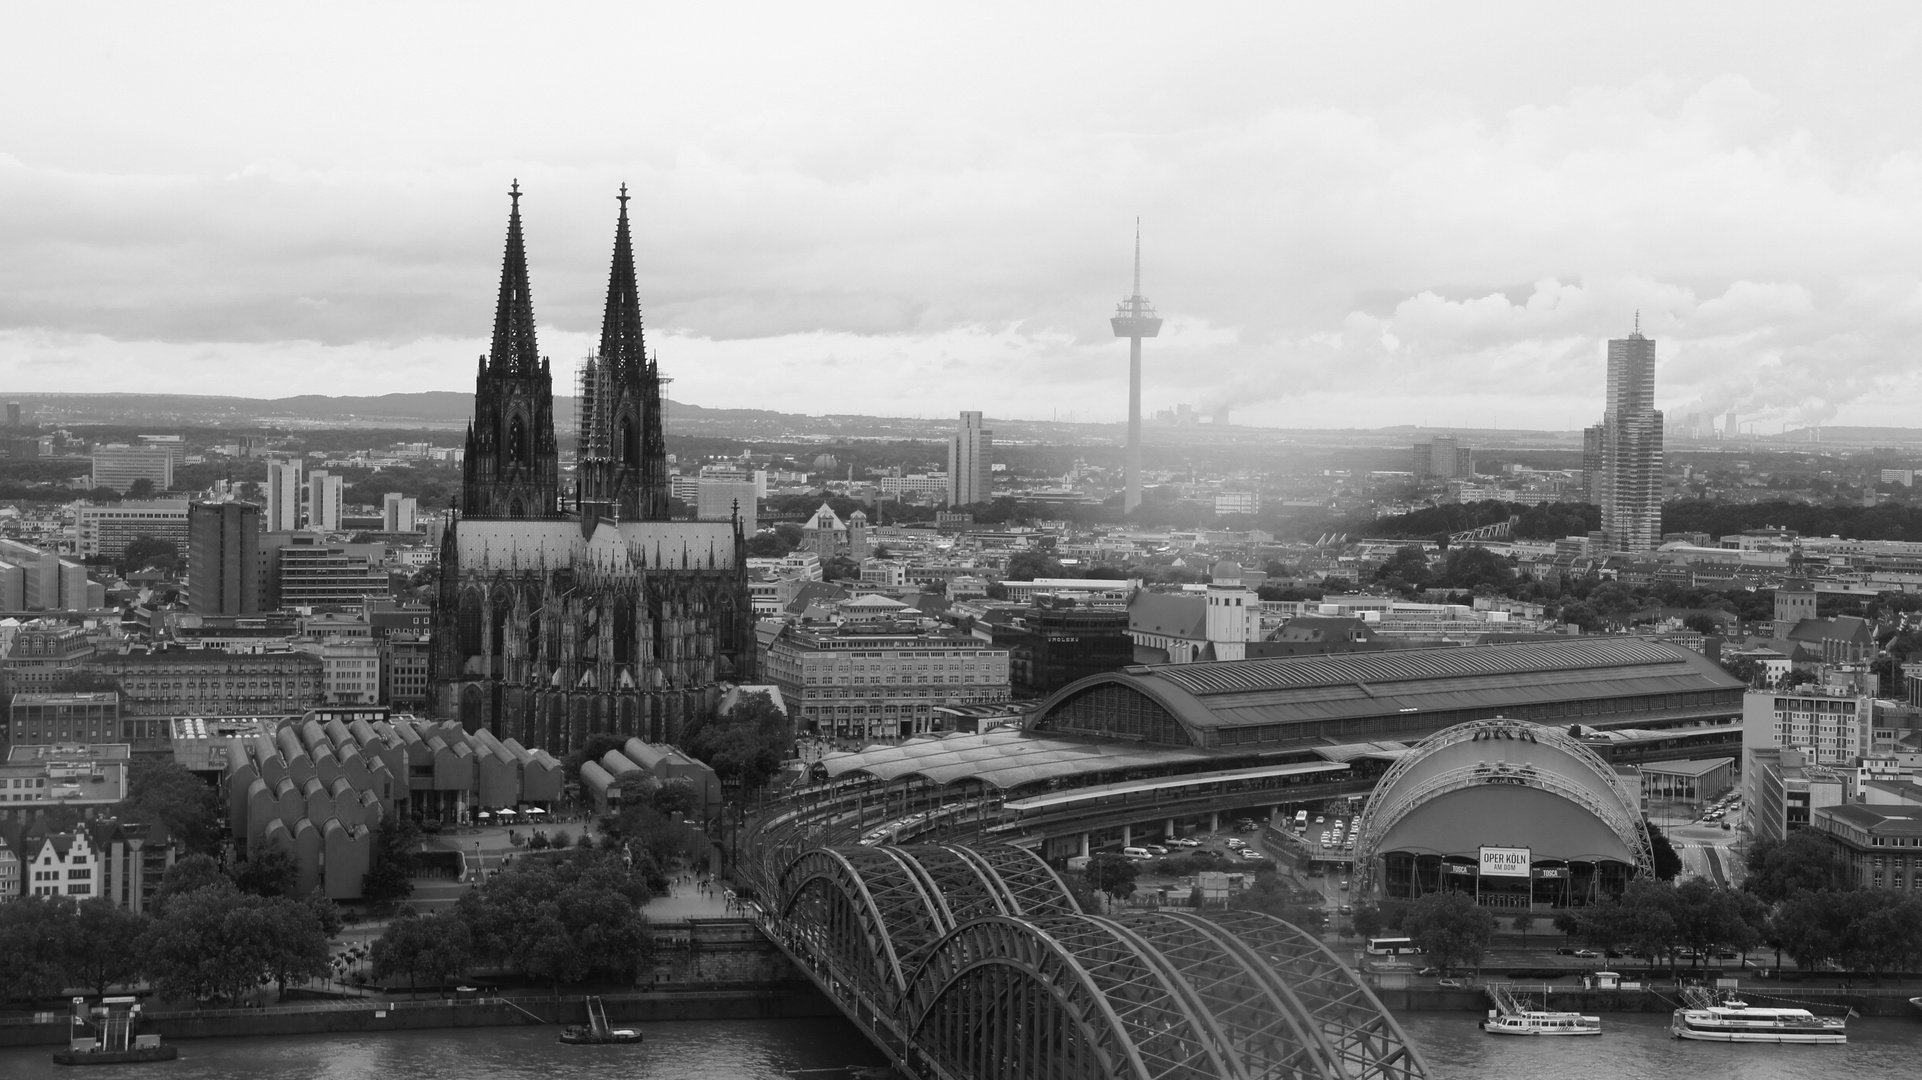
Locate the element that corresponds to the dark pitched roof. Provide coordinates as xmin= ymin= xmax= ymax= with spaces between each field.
xmin=1128 ymin=591 xmax=1207 ymax=640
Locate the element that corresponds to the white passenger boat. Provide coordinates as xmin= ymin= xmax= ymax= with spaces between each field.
xmin=1480 ymin=1009 xmax=1602 ymax=1036
xmin=1670 ymin=996 xmax=1847 ymax=1044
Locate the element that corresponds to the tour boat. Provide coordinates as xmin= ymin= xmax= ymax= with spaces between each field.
xmin=1670 ymin=997 xmax=1847 ymax=1044
xmin=1480 ymin=1009 xmax=1602 ymax=1036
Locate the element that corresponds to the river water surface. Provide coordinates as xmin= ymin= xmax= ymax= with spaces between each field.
xmin=0 ymin=1012 xmax=1914 ymax=1079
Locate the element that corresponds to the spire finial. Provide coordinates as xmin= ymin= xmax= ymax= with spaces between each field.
xmin=510 ymin=179 xmax=520 ymax=207
xmin=618 ymin=182 xmax=629 ymax=209
xmin=1133 ymin=217 xmax=1142 ymax=298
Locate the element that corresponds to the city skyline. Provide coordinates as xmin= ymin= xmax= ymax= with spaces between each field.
xmin=8 ymin=6 xmax=1922 ymax=431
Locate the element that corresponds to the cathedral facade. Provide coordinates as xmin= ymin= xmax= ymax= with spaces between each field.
xmin=431 ymin=185 xmax=755 ymax=755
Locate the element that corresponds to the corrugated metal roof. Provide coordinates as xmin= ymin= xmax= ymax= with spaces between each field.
xmin=1148 ymin=639 xmax=1689 ymax=697
xmin=818 ymin=727 xmax=1231 ymax=791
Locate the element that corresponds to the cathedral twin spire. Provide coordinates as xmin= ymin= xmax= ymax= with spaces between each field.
xmin=460 ymin=182 xmax=668 ymax=522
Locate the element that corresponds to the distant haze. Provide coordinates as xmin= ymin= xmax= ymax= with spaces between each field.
xmin=4 ymin=5 xmax=1922 ymax=431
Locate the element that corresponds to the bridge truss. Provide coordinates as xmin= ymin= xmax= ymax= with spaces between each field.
xmin=749 ymin=841 xmax=1430 ymax=1080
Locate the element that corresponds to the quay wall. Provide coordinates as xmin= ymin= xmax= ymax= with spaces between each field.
xmin=0 ymin=988 xmax=836 ymax=1049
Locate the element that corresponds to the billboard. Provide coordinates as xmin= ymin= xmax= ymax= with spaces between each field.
xmin=1478 ymin=846 xmax=1531 ymax=877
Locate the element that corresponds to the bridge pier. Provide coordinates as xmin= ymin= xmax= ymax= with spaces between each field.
xmin=1121 ymin=823 xmax=1132 ymax=848
xmin=1209 ymin=811 xmax=1220 ymax=832
xmin=1164 ymin=817 xmax=1175 ymax=840
xmin=1078 ymin=833 xmax=1089 ymax=858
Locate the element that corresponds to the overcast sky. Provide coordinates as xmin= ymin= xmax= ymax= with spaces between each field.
xmin=7 ymin=4 xmax=1922 ymax=431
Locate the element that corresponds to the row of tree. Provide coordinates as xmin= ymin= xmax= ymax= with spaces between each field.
xmin=371 ymin=846 xmax=655 ymax=993
xmin=0 ymin=854 xmax=338 ymax=1004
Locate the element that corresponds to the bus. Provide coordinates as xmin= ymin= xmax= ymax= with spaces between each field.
xmin=1294 ymin=810 xmax=1309 ymax=829
xmin=1366 ymin=937 xmax=1418 ymax=956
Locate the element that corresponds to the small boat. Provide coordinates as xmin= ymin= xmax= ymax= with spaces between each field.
xmin=1671 ymin=990 xmax=1846 ymax=1044
xmin=1910 ymin=997 xmax=1922 ymax=1015
xmin=558 ymin=996 xmax=643 ymax=1045
xmin=1480 ymin=1009 xmax=1602 ymax=1036
xmin=53 ymin=1046 xmax=179 ymax=1066
xmin=559 ymin=1025 xmax=643 ymax=1045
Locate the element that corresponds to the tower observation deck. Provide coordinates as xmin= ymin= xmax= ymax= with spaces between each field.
xmin=1110 ymin=221 xmax=1162 ymax=514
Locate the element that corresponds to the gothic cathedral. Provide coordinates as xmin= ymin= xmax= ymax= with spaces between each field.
xmin=430 ymin=185 xmax=756 ymax=754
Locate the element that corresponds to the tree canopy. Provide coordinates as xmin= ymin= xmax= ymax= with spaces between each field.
xmin=1401 ymin=891 xmax=1494 ymax=974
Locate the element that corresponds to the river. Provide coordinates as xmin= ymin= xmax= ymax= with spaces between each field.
xmin=0 ymin=1012 xmax=1915 ymax=1079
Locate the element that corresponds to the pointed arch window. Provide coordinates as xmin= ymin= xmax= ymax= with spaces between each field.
xmin=619 ymin=417 xmax=637 ymax=465
xmin=508 ymin=415 xmax=527 ymax=465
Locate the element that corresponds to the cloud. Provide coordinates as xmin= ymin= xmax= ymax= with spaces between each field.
xmin=4 ymin=8 xmax=1922 ymax=426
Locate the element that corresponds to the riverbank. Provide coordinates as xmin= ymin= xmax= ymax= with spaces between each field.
xmin=1380 ymin=984 xmax=1922 ymax=1017
xmin=0 ymin=987 xmax=838 ymax=1049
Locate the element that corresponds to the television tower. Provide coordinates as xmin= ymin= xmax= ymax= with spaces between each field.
xmin=1109 ymin=219 xmax=1162 ymax=514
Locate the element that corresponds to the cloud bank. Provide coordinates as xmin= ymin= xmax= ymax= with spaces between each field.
xmin=3 ymin=5 xmax=1922 ymax=429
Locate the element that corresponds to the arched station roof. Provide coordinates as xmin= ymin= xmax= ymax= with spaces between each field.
xmin=1350 ymin=718 xmax=1653 ymax=889
xmin=1027 ymin=638 xmax=1745 ymax=750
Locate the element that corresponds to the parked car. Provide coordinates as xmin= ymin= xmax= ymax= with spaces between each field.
xmin=1417 ymin=967 xmax=1441 ymax=977
xmin=1437 ymin=978 xmax=1470 ymax=990
xmin=1572 ymin=949 xmax=1599 ymax=959
xmin=1143 ymin=844 xmax=1169 ymax=856
xmin=1555 ymin=947 xmax=1578 ymax=955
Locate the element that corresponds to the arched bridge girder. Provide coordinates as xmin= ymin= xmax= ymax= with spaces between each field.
xmin=964 ymin=843 xmax=1083 ymax=916
xmin=779 ymin=848 xmax=924 ymax=998
xmin=1096 ymin=910 xmax=1353 ymax=1080
xmin=908 ymin=915 xmax=1156 ymax=1080
xmin=1022 ymin=914 xmax=1247 ymax=1080
xmin=1203 ymin=910 xmax=1432 ymax=1080
xmin=769 ymin=844 xmax=1430 ymax=1080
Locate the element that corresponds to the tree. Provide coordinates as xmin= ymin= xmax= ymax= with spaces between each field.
xmin=127 ymin=478 xmax=156 ymax=499
xmin=1231 ymin=871 xmax=1327 ymax=932
xmin=0 ymin=896 xmax=80 ymax=1001
xmin=1743 ymin=832 xmax=1852 ymax=903
xmin=151 ymin=853 xmax=234 ymax=913
xmin=682 ymin=691 xmax=792 ymax=791
xmin=372 ymin=910 xmax=473 ymax=996
xmin=1401 ymin=891 xmax=1495 ymax=974
xmin=120 ymin=759 xmax=224 ymax=856
xmin=1351 ymin=902 xmax=1385 ymax=941
xmin=1082 ymin=853 xmax=1139 ymax=906
xmin=1511 ymin=912 xmax=1536 ymax=943
xmin=1644 ymin=822 xmax=1684 ymax=881
xmin=66 ymin=898 xmax=150 ymax=996
xmin=745 ymin=531 xmax=793 ymax=558
xmin=1682 ymin=613 xmax=1722 ymax=636
xmin=1669 ymin=879 xmax=1763 ymax=965
xmin=121 ymin=532 xmax=177 ymax=572
xmin=233 ymin=849 xmax=299 ymax=897
xmin=650 ymin=777 xmax=698 ymax=818
xmin=139 ymin=887 xmax=328 ymax=1004
xmin=362 ymin=816 xmax=422 ymax=907
xmin=1552 ymin=910 xmax=1581 ymax=941
xmin=1004 ymin=549 xmax=1066 ymax=582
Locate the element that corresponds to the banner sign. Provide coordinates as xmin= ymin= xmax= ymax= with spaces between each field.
xmin=1478 ymin=846 xmax=1531 ymax=877
xmin=1534 ymin=868 xmax=1564 ymax=879
xmin=1446 ymin=863 xmax=1474 ymax=874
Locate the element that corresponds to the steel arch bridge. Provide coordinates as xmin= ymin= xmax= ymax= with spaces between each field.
xmin=752 ymin=842 xmax=1430 ymax=1080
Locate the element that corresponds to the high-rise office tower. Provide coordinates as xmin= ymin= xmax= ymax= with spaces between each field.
xmin=1109 ymin=221 xmax=1162 ymax=514
xmin=1584 ymin=321 xmax=1664 ymax=552
xmin=308 ymin=471 xmax=343 ymax=531
xmin=265 ymin=458 xmax=302 ymax=532
xmin=188 ymin=501 xmax=261 ymax=615
xmin=383 ymin=492 xmax=418 ymax=533
xmin=946 ymin=411 xmax=992 ymax=506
